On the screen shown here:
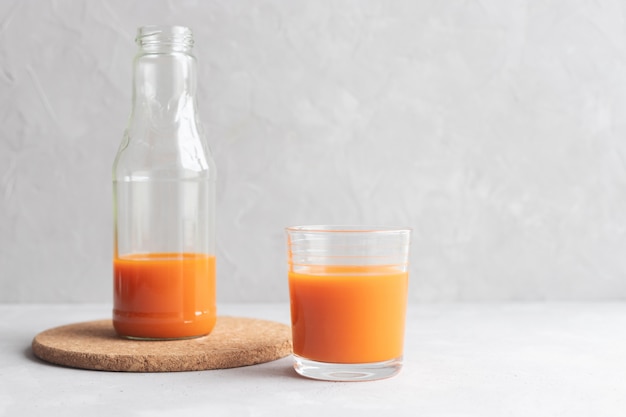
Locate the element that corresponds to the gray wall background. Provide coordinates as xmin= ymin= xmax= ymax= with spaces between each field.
xmin=2 ymin=0 xmax=626 ymax=303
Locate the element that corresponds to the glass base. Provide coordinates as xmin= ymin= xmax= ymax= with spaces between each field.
xmin=293 ymin=355 xmax=403 ymax=382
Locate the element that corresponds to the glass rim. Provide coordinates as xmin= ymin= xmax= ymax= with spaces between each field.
xmin=285 ymin=225 xmax=411 ymax=234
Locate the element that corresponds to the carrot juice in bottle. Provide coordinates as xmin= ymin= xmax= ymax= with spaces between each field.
xmin=112 ymin=26 xmax=216 ymax=340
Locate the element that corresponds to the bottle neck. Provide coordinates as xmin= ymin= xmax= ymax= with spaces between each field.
xmin=131 ymin=26 xmax=198 ymax=126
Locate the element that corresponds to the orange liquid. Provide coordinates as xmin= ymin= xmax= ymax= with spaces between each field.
xmin=113 ymin=253 xmax=216 ymax=339
xmin=289 ymin=265 xmax=408 ymax=363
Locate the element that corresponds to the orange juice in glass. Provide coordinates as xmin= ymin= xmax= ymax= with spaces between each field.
xmin=286 ymin=225 xmax=411 ymax=381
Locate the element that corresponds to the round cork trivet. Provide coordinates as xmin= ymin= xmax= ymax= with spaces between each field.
xmin=32 ymin=316 xmax=292 ymax=372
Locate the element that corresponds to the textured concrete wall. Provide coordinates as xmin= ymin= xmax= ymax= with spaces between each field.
xmin=2 ymin=0 xmax=626 ymax=302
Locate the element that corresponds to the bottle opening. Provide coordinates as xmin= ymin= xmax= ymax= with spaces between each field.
xmin=136 ymin=25 xmax=194 ymax=52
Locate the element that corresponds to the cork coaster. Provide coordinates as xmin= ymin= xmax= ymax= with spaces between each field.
xmin=32 ymin=316 xmax=292 ymax=372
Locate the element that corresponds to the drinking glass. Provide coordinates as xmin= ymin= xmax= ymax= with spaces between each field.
xmin=286 ymin=225 xmax=411 ymax=381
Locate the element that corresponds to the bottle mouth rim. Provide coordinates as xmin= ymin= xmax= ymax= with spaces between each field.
xmin=136 ymin=25 xmax=194 ymax=50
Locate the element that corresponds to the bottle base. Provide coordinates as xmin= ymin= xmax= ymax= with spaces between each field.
xmin=118 ymin=334 xmax=209 ymax=341
xmin=293 ymin=354 xmax=403 ymax=381
xmin=112 ymin=316 xmax=215 ymax=341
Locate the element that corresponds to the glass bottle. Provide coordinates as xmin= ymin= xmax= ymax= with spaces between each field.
xmin=112 ymin=26 xmax=216 ymax=340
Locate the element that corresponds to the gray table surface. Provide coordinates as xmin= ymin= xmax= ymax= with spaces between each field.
xmin=1 ymin=302 xmax=624 ymax=416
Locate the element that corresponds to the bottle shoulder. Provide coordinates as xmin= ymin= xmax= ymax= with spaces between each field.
xmin=113 ymin=131 xmax=215 ymax=181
